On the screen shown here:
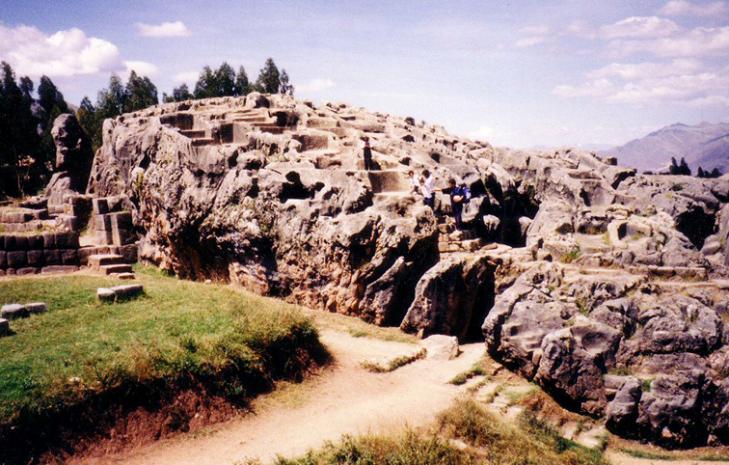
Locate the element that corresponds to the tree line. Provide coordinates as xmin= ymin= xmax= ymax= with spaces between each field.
xmin=0 ymin=58 xmax=293 ymax=198
xmin=667 ymin=156 xmax=722 ymax=178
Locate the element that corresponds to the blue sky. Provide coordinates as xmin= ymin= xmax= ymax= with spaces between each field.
xmin=1 ymin=0 xmax=728 ymax=147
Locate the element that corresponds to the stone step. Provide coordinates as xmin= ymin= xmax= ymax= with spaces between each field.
xmin=117 ymin=272 xmax=136 ymax=280
xmin=88 ymin=253 xmax=125 ymax=269
xmin=231 ymin=116 xmax=270 ymax=123
xmin=254 ymin=124 xmax=285 ymax=134
xmin=191 ymin=138 xmax=216 ymax=146
xmin=101 ymin=263 xmax=133 ymax=275
xmin=179 ymin=129 xmax=206 ymax=138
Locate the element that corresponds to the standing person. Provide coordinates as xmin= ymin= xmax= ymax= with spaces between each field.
xmin=443 ymin=178 xmax=466 ymax=229
xmin=421 ymin=169 xmax=435 ymax=208
xmin=408 ymin=170 xmax=420 ymax=195
xmin=362 ymin=137 xmax=374 ymax=171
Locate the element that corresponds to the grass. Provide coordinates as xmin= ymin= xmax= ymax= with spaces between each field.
xmin=0 ymin=265 xmax=327 ymax=459
xmin=561 ymin=247 xmax=582 ymax=264
xmin=275 ymin=398 xmax=607 ymax=465
xmin=449 ymin=357 xmax=487 ymax=385
xmin=618 ymin=446 xmax=729 ymax=462
xmin=361 ymin=348 xmax=427 ymax=373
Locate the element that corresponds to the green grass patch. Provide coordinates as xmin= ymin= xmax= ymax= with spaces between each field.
xmin=361 ymin=348 xmax=427 ymax=373
xmin=276 ymin=398 xmax=607 ymax=465
xmin=449 ymin=358 xmax=487 ymax=385
xmin=0 ymin=266 xmax=327 ymax=461
xmin=561 ymin=247 xmax=582 ymax=264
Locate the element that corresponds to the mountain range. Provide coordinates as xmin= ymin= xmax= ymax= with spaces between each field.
xmin=604 ymin=121 xmax=729 ymax=173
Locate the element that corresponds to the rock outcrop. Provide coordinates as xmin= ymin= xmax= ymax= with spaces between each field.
xmin=45 ymin=114 xmax=94 ymax=208
xmin=87 ymin=93 xmax=729 ymax=447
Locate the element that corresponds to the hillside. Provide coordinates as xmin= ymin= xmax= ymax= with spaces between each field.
xmin=78 ymin=92 xmax=729 ymax=448
xmin=606 ymin=121 xmax=729 ymax=172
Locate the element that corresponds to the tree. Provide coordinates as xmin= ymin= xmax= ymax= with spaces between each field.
xmin=97 ymin=73 xmax=126 ymax=119
xmin=256 ymin=58 xmax=280 ymax=94
xmin=0 ymin=62 xmax=40 ymax=196
xmin=124 ymin=70 xmax=158 ymax=112
xmin=172 ymin=83 xmax=192 ymax=101
xmin=37 ymin=75 xmax=69 ymax=125
xmin=279 ymin=69 xmax=294 ymax=95
xmin=679 ymin=157 xmax=691 ymax=176
xmin=235 ymin=66 xmax=250 ymax=96
xmin=215 ymin=62 xmax=236 ymax=96
xmin=77 ymin=96 xmax=103 ymax=152
xmin=194 ymin=66 xmax=218 ymax=99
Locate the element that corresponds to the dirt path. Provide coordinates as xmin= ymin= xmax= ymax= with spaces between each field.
xmin=92 ymin=330 xmax=484 ymax=465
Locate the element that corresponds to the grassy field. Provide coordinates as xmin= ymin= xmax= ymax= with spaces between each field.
xmin=0 ymin=266 xmax=326 ymax=461
xmin=271 ymin=398 xmax=606 ymax=465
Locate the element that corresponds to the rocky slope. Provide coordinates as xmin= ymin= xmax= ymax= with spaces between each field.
xmin=607 ymin=121 xmax=729 ymax=172
xmin=87 ymin=93 xmax=729 ymax=447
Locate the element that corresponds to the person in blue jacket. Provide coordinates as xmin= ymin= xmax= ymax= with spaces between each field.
xmin=443 ymin=178 xmax=468 ymax=230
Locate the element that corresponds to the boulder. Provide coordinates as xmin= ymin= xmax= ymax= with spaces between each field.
xmin=0 ymin=304 xmax=29 ymax=320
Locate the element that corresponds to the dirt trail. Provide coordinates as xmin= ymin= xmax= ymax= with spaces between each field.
xmin=93 ymin=330 xmax=484 ymax=465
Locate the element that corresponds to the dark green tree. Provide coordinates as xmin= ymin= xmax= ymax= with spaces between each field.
xmin=255 ymin=58 xmax=280 ymax=94
xmin=124 ymin=70 xmax=158 ymax=112
xmin=97 ymin=73 xmax=126 ymax=118
xmin=279 ymin=69 xmax=294 ymax=95
xmin=171 ymin=83 xmax=192 ymax=101
xmin=216 ymin=62 xmax=236 ymax=96
xmin=37 ymin=75 xmax=69 ymax=126
xmin=193 ymin=66 xmax=218 ymax=99
xmin=235 ymin=66 xmax=250 ymax=96
xmin=77 ymin=96 xmax=103 ymax=152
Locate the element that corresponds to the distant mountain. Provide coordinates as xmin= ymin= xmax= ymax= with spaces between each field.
xmin=604 ymin=122 xmax=729 ymax=173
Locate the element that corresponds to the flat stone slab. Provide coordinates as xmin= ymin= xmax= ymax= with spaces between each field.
xmin=117 ymin=272 xmax=136 ymax=280
xmin=1 ymin=304 xmax=29 ymax=320
xmin=0 ymin=318 xmax=9 ymax=337
xmin=26 ymin=302 xmax=48 ymax=314
xmin=98 ymin=284 xmax=144 ymax=303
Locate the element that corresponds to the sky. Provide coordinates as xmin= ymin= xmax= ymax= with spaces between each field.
xmin=1 ymin=0 xmax=729 ymax=148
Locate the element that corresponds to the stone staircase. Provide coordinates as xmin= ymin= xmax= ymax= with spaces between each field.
xmin=437 ymin=220 xmax=484 ymax=254
xmin=87 ymin=253 xmax=135 ymax=279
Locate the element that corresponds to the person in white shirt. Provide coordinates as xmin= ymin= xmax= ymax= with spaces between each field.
xmin=421 ymin=169 xmax=435 ymax=208
xmin=408 ymin=170 xmax=420 ymax=194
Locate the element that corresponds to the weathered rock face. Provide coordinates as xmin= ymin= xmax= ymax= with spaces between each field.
xmin=46 ymin=114 xmax=94 ymax=206
xmin=88 ymin=94 xmax=729 ymax=447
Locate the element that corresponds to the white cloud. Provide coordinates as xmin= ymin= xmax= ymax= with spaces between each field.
xmin=297 ymin=78 xmax=335 ymax=93
xmin=600 ymin=16 xmax=681 ymax=39
xmin=514 ymin=25 xmax=551 ymax=48
xmin=173 ymin=70 xmax=199 ymax=85
xmin=608 ymin=26 xmax=729 ymax=57
xmin=587 ymin=58 xmax=701 ymax=79
xmin=659 ymin=0 xmax=728 ymax=17
xmin=123 ymin=60 xmax=159 ymax=76
xmin=135 ymin=21 xmax=190 ymax=38
xmin=554 ymin=62 xmax=729 ymax=107
xmin=0 ymin=24 xmax=122 ymax=77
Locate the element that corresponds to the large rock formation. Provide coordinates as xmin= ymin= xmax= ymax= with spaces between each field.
xmin=88 ymin=93 xmax=729 ymax=447
xmin=45 ymin=113 xmax=94 ymax=208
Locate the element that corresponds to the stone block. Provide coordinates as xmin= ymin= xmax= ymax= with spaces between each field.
xmin=112 ymin=227 xmax=134 ymax=246
xmin=92 ymin=198 xmax=109 ymax=215
xmin=26 ymin=250 xmax=44 ymax=267
xmin=13 ymin=235 xmax=28 ymax=250
xmin=1 ymin=304 xmax=29 ymax=320
xmin=112 ymin=244 xmax=138 ymax=263
xmin=2 ymin=234 xmax=16 ymax=251
xmin=54 ymin=231 xmax=79 ymax=249
xmin=111 ymin=212 xmax=133 ymax=230
xmin=26 ymin=302 xmax=47 ymax=314
xmin=0 ymin=318 xmax=9 ymax=337
xmin=60 ymin=249 xmax=79 ymax=266
xmin=16 ymin=267 xmax=39 ymax=275
xmin=113 ymin=284 xmax=144 ymax=299
xmin=43 ymin=249 xmax=61 ymax=265
xmin=41 ymin=265 xmax=79 ymax=274
xmin=26 ymin=234 xmax=44 ymax=249
xmin=0 ymin=251 xmax=5 ymax=268
xmin=42 ymin=232 xmax=55 ymax=249
xmin=97 ymin=288 xmax=116 ymax=303
xmin=96 ymin=230 xmax=113 ymax=245
xmin=94 ymin=214 xmax=112 ymax=231
xmin=6 ymin=251 xmax=26 ymax=268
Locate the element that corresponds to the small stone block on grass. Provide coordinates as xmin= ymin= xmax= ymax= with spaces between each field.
xmin=0 ymin=318 xmax=9 ymax=337
xmin=97 ymin=284 xmax=144 ymax=303
xmin=1 ymin=304 xmax=29 ymax=320
xmin=97 ymin=288 xmax=116 ymax=303
xmin=26 ymin=302 xmax=48 ymax=314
